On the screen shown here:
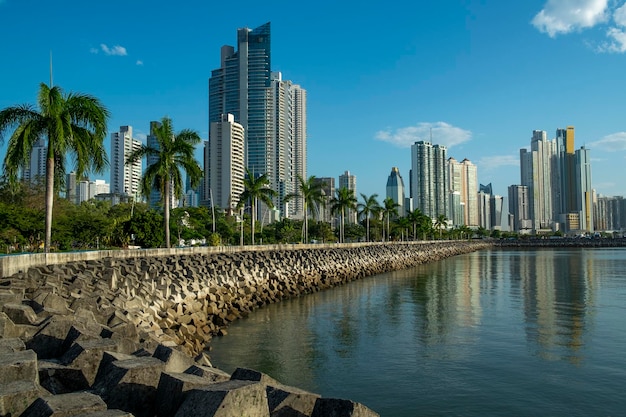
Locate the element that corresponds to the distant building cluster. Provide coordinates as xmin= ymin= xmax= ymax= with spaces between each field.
xmin=19 ymin=22 xmax=626 ymax=237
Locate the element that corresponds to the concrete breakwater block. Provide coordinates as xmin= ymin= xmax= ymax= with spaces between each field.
xmin=59 ymin=338 xmax=121 ymax=387
xmin=20 ymin=391 xmax=107 ymax=417
xmin=311 ymin=398 xmax=380 ymax=417
xmin=0 ymin=380 xmax=42 ymax=417
xmin=92 ymin=357 xmax=165 ymax=417
xmin=155 ymin=372 xmax=217 ymax=417
xmin=0 ymin=348 xmax=39 ymax=385
xmin=173 ymin=379 xmax=269 ymax=417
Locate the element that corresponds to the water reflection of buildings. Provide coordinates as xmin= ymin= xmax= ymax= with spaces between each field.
xmin=512 ymin=249 xmax=595 ymax=363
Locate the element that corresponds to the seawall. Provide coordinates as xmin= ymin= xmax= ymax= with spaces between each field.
xmin=0 ymin=241 xmax=490 ymax=416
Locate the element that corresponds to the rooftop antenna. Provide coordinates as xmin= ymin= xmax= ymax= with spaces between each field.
xmin=49 ymin=51 xmax=53 ymax=87
xmin=430 ymin=127 xmax=432 ymax=142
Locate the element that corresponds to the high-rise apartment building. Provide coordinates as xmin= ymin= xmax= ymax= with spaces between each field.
xmin=594 ymin=196 xmax=626 ymax=231
xmin=508 ymin=185 xmax=531 ymax=232
xmin=575 ymin=146 xmax=593 ymax=232
xmin=518 ymin=126 xmax=594 ymax=234
xmin=22 ymin=138 xmax=47 ymax=184
xmin=386 ymin=167 xmax=406 ymax=217
xmin=110 ymin=126 xmax=142 ymax=198
xmin=206 ymin=114 xmax=245 ymax=211
xmin=209 ymin=22 xmax=306 ymax=219
xmin=447 ymin=157 xmax=478 ymax=226
xmin=67 ymin=171 xmax=77 ymax=204
xmin=271 ymin=72 xmax=307 ymax=218
xmin=520 ymin=130 xmax=556 ymax=231
xmin=411 ymin=141 xmax=448 ymax=219
xmin=313 ymin=177 xmax=335 ymax=223
xmin=339 ymin=170 xmax=357 ymax=224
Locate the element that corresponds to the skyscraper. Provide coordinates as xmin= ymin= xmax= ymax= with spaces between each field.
xmin=339 ymin=170 xmax=357 ymax=224
xmin=206 ymin=114 xmax=245 ymax=211
xmin=209 ymin=22 xmax=306 ymax=218
xmin=411 ymin=141 xmax=448 ymax=219
xmin=386 ymin=167 xmax=405 ymax=217
xmin=271 ymin=72 xmax=307 ymax=218
xmin=508 ymin=185 xmax=531 ymax=232
xmin=313 ymin=177 xmax=335 ymax=223
xmin=22 ymin=137 xmax=47 ymax=184
xmin=575 ymin=146 xmax=593 ymax=232
xmin=110 ymin=125 xmax=142 ymax=198
xmin=447 ymin=157 xmax=478 ymax=226
xmin=520 ymin=130 xmax=556 ymax=232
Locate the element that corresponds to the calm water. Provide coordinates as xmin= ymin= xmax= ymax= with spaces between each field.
xmin=208 ymin=248 xmax=626 ymax=416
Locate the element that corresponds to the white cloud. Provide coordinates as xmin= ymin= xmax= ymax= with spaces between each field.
xmin=532 ymin=0 xmax=609 ymax=37
xmin=602 ymin=27 xmax=626 ymax=52
xmin=100 ymin=44 xmax=128 ymax=56
xmin=476 ymin=155 xmax=520 ymax=171
xmin=375 ymin=121 xmax=472 ymax=149
xmin=588 ymin=132 xmax=626 ymax=151
xmin=614 ymin=3 xmax=626 ymax=26
xmin=136 ymin=60 xmax=144 ymax=66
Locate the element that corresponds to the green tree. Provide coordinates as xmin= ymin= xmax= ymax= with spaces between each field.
xmin=330 ymin=187 xmax=357 ymax=243
xmin=0 ymin=83 xmax=109 ymax=252
xmin=434 ymin=214 xmax=449 ymax=239
xmin=381 ymin=197 xmax=399 ymax=242
xmin=284 ymin=175 xmax=325 ymax=243
xmin=357 ymin=193 xmax=380 ymax=242
xmin=127 ymin=117 xmax=202 ymax=248
xmin=407 ymin=208 xmax=426 ymax=240
xmin=237 ymin=168 xmax=277 ymax=245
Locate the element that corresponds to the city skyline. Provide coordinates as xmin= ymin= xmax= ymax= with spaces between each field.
xmin=2 ymin=1 xmax=626 ymax=200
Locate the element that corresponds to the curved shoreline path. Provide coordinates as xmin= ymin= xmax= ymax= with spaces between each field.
xmin=0 ymin=241 xmax=490 ymax=416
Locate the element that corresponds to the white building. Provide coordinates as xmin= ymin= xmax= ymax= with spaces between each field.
xmin=110 ymin=126 xmax=142 ymax=198
xmin=206 ymin=114 xmax=245 ymax=211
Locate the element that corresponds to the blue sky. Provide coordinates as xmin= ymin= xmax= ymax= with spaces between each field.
xmin=1 ymin=0 xmax=626 ymax=200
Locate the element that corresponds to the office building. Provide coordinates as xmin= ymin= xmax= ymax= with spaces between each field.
xmin=110 ymin=126 xmax=142 ymax=199
xmin=575 ymin=146 xmax=593 ymax=232
xmin=386 ymin=167 xmax=406 ymax=217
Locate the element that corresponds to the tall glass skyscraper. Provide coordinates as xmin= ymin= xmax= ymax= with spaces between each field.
xmin=209 ymin=22 xmax=307 ymax=219
xmin=386 ymin=167 xmax=406 ymax=217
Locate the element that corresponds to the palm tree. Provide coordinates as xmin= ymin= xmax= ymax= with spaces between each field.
xmin=407 ymin=208 xmax=426 ymax=241
xmin=330 ymin=187 xmax=357 ymax=243
xmin=0 ymin=83 xmax=109 ymax=252
xmin=434 ymin=214 xmax=449 ymax=239
xmin=381 ymin=197 xmax=399 ymax=242
xmin=357 ymin=193 xmax=380 ymax=242
xmin=283 ymin=175 xmax=325 ymax=243
xmin=126 ymin=117 xmax=202 ymax=248
xmin=237 ymin=168 xmax=277 ymax=245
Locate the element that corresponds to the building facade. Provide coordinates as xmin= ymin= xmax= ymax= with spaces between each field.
xmin=110 ymin=125 xmax=142 ymax=199
xmin=338 ymin=170 xmax=357 ymax=224
xmin=209 ymin=22 xmax=307 ymax=219
xmin=386 ymin=167 xmax=406 ymax=217
xmin=411 ymin=141 xmax=448 ymax=219
xmin=206 ymin=114 xmax=245 ymax=211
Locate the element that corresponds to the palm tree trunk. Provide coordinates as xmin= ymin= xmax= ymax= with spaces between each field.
xmin=164 ymin=179 xmax=171 ymax=248
xmin=366 ymin=217 xmax=370 ymax=242
xmin=251 ymin=198 xmax=256 ymax=245
xmin=44 ymin=154 xmax=55 ymax=253
xmin=304 ymin=202 xmax=308 ymax=243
